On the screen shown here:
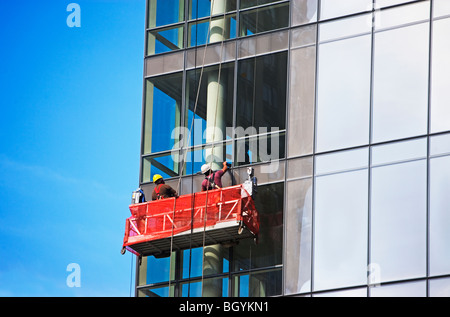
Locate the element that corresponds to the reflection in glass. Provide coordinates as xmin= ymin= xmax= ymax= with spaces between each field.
xmin=188 ymin=14 xmax=236 ymax=47
xmin=316 ymin=35 xmax=371 ymax=152
xmin=147 ymin=25 xmax=184 ymax=56
xmin=314 ymin=169 xmax=368 ymax=291
xmin=142 ymin=152 xmax=179 ymax=183
xmin=369 ymin=280 xmax=426 ymax=297
xmin=320 ymin=0 xmax=371 ymax=20
xmin=148 ymin=0 xmax=185 ymax=28
xmin=430 ymin=156 xmax=450 ymax=276
xmin=144 ymin=73 xmax=182 ymax=155
xmin=431 ymin=18 xmax=450 ymax=133
xmin=239 ymin=3 xmax=289 ymax=36
xmin=189 ymin=0 xmax=237 ymax=19
xmin=371 ymin=160 xmax=427 ymax=283
xmin=285 ymin=178 xmax=312 ymax=294
xmin=291 ymin=0 xmax=317 ymax=26
xmin=288 ymin=46 xmax=315 ymax=157
xmin=186 ymin=63 xmax=235 ymax=147
xmin=237 ymin=52 xmax=287 ymax=133
xmin=429 ymin=277 xmax=450 ymax=297
xmin=372 ymin=23 xmax=429 ymax=143
xmin=233 ymin=183 xmax=284 ymax=271
xmin=232 ymin=269 xmax=282 ymax=297
xmin=240 ymin=0 xmax=281 ymax=9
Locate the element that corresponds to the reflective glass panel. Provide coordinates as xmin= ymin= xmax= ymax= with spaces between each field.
xmin=314 ymin=169 xmax=368 ymax=291
xmin=370 ymin=160 xmax=427 ymax=283
xmin=316 ymin=34 xmax=371 ymax=152
xmin=233 ymin=183 xmax=284 ymax=271
xmin=147 ymin=25 xmax=184 ymax=56
xmin=288 ymin=46 xmax=315 ymax=157
xmin=320 ymin=0 xmax=371 ymax=20
xmin=144 ymin=73 xmax=182 ymax=154
xmin=236 ymin=52 xmax=287 ymax=134
xmin=148 ymin=0 xmax=185 ymax=28
xmin=142 ymin=152 xmax=179 ymax=183
xmin=188 ymin=14 xmax=237 ymax=47
xmin=239 ymin=3 xmax=289 ymax=36
xmin=431 ymin=17 xmax=450 ymax=133
xmin=285 ymin=178 xmax=312 ymax=295
xmin=369 ymin=280 xmax=426 ymax=297
xmin=291 ymin=0 xmax=317 ymax=26
xmin=430 ymin=155 xmax=450 ymax=276
xmin=185 ymin=63 xmax=235 ymax=146
xmin=429 ymin=277 xmax=450 ymax=297
xmin=189 ymin=0 xmax=237 ymax=19
xmin=232 ymin=269 xmax=282 ymax=297
xmin=372 ymin=23 xmax=429 ymax=143
xmin=240 ymin=0 xmax=281 ymax=9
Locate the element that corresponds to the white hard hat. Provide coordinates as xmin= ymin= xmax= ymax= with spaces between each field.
xmin=201 ymin=164 xmax=211 ymax=174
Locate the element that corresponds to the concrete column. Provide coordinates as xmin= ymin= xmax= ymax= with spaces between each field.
xmin=202 ymin=0 xmax=228 ymax=297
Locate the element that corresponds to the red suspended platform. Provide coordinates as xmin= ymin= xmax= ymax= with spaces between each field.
xmin=121 ymin=184 xmax=259 ymax=258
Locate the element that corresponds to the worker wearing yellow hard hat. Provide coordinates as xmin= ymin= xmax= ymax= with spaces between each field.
xmin=151 ymin=174 xmax=178 ymax=201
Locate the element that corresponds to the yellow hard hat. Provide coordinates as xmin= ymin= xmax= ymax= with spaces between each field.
xmin=153 ymin=174 xmax=163 ymax=183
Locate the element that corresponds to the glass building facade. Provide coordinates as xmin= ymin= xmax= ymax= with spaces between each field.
xmin=135 ymin=0 xmax=450 ymax=297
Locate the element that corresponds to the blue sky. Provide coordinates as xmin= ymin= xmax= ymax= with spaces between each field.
xmin=0 ymin=1 xmax=145 ymax=296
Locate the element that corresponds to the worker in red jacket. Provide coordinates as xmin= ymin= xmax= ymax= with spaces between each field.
xmin=201 ymin=161 xmax=230 ymax=191
xmin=152 ymin=174 xmax=178 ymax=200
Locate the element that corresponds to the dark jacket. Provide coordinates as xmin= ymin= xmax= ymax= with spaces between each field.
xmin=152 ymin=184 xmax=177 ymax=201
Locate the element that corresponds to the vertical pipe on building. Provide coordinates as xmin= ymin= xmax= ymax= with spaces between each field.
xmin=202 ymin=0 xmax=228 ymax=297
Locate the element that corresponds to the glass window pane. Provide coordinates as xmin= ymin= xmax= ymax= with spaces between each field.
xmin=237 ymin=52 xmax=287 ymax=134
xmin=146 ymin=256 xmax=172 ymax=284
xmin=319 ymin=14 xmax=371 ymax=42
xmin=375 ymin=1 xmax=430 ymax=30
xmin=370 ymin=160 xmax=427 ymax=283
xmin=238 ymin=30 xmax=289 ymax=59
xmin=320 ymin=0 xmax=371 ymax=20
xmin=430 ymin=155 xmax=450 ymax=276
xmin=291 ymin=24 xmax=316 ymax=49
xmin=285 ymin=178 xmax=312 ymax=295
xmin=313 ymin=287 xmax=367 ymax=297
xmin=233 ymin=183 xmax=284 ymax=271
xmin=188 ymin=14 xmax=237 ymax=47
xmin=369 ymin=280 xmax=426 ymax=297
xmin=287 ymin=156 xmax=313 ymax=180
xmin=430 ymin=277 xmax=450 ymax=297
xmin=235 ymin=132 xmax=285 ymax=167
xmin=232 ymin=269 xmax=282 ymax=297
xmin=372 ymin=23 xmax=429 ymax=143
xmin=147 ymin=25 xmax=184 ymax=55
xmin=315 ymin=148 xmax=368 ymax=176
xmin=189 ymin=0 xmax=237 ymax=20
xmin=142 ymin=152 xmax=179 ymax=183
xmin=376 ymin=0 xmax=422 ymax=10
xmin=144 ymin=73 xmax=183 ymax=154
xmin=239 ymin=3 xmax=289 ymax=36
xmin=431 ymin=17 xmax=450 ymax=133
xmin=316 ymin=35 xmax=371 ymax=152
xmin=430 ymin=133 xmax=450 ymax=156
xmin=434 ymin=0 xmax=450 ymax=18
xmin=148 ymin=0 xmax=185 ymax=28
xmin=313 ymin=169 xmax=368 ymax=291
xmin=240 ymin=0 xmax=281 ymax=9
xmin=291 ymin=0 xmax=317 ymax=26
xmin=185 ymin=63 xmax=235 ymax=146
xmin=371 ymin=138 xmax=427 ymax=166
xmin=288 ymin=46 xmax=315 ymax=157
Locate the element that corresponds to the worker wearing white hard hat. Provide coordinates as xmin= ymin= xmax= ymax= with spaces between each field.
xmin=201 ymin=161 xmax=230 ymax=191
